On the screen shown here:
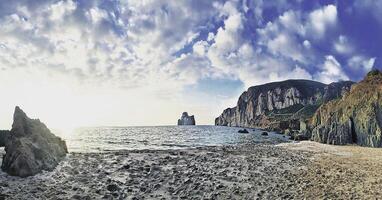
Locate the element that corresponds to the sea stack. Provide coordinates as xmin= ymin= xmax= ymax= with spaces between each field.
xmin=177 ymin=112 xmax=196 ymax=125
xmin=1 ymin=106 xmax=68 ymax=177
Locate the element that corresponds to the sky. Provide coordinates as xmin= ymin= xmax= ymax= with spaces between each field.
xmin=0 ymin=0 xmax=381 ymax=131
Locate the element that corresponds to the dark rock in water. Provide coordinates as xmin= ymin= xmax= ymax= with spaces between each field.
xmin=261 ymin=132 xmax=268 ymax=136
xmin=177 ymin=112 xmax=196 ymax=125
xmin=215 ymin=79 xmax=353 ymax=130
xmin=238 ymin=129 xmax=249 ymax=133
xmin=311 ymin=69 xmax=382 ymax=147
xmin=0 ymin=130 xmax=10 ymax=147
xmin=1 ymin=106 xmax=68 ymax=177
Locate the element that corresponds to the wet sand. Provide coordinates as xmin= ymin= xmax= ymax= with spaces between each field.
xmin=1 ymin=142 xmax=382 ymax=199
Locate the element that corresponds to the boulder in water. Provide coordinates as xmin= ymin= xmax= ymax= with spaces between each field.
xmin=261 ymin=132 xmax=268 ymax=136
xmin=1 ymin=106 xmax=68 ymax=177
xmin=238 ymin=129 xmax=249 ymax=133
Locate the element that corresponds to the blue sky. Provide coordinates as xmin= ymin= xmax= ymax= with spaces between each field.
xmin=0 ymin=0 xmax=380 ymax=130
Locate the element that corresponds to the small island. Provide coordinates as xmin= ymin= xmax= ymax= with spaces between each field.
xmin=177 ymin=112 xmax=196 ymax=125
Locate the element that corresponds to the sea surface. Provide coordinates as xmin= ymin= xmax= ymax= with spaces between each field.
xmin=61 ymin=125 xmax=289 ymax=153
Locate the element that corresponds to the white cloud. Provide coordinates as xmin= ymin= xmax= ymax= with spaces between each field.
xmin=193 ymin=41 xmax=209 ymax=56
xmin=303 ymin=40 xmax=311 ymax=48
xmin=86 ymin=7 xmax=108 ymax=24
xmin=348 ymin=56 xmax=376 ymax=72
xmin=279 ymin=10 xmax=305 ymax=35
xmin=49 ymin=0 xmax=76 ymax=21
xmin=0 ymin=0 xmax=226 ymax=128
xmin=315 ymin=55 xmax=349 ymax=83
xmin=267 ymin=33 xmax=305 ymax=63
xmin=308 ymin=5 xmax=337 ymax=37
xmin=334 ymin=35 xmax=353 ymax=55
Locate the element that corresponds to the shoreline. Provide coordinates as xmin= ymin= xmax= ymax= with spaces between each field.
xmin=1 ymin=142 xmax=382 ymax=199
xmin=0 ymin=143 xmax=311 ymax=199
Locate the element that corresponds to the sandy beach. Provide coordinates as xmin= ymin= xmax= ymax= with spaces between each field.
xmin=1 ymin=142 xmax=382 ymax=199
xmin=281 ymin=141 xmax=382 ymax=199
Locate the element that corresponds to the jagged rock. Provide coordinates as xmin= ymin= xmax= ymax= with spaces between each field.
xmin=215 ymin=80 xmax=354 ymax=130
xmin=1 ymin=107 xmax=68 ymax=177
xmin=0 ymin=130 xmax=10 ymax=147
xmin=177 ymin=112 xmax=196 ymax=125
xmin=311 ymin=69 xmax=382 ymax=147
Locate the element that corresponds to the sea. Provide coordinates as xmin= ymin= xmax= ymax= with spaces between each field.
xmin=60 ymin=125 xmax=290 ymax=153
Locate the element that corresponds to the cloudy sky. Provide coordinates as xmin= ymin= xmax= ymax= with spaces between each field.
xmin=0 ymin=0 xmax=380 ymax=131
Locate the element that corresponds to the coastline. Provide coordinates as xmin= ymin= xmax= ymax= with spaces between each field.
xmin=1 ymin=142 xmax=382 ymax=199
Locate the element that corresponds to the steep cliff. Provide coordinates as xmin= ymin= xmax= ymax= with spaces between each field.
xmin=311 ymin=70 xmax=382 ymax=147
xmin=215 ymin=79 xmax=353 ymax=130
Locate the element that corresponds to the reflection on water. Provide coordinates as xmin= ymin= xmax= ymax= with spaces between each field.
xmin=62 ymin=125 xmax=289 ymax=153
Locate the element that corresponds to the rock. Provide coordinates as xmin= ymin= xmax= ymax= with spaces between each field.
xmin=290 ymin=133 xmax=309 ymax=141
xmin=238 ymin=129 xmax=249 ymax=133
xmin=261 ymin=132 xmax=268 ymax=136
xmin=106 ymin=184 xmax=120 ymax=192
xmin=268 ymin=119 xmax=300 ymax=132
xmin=1 ymin=107 xmax=68 ymax=177
xmin=299 ymin=120 xmax=308 ymax=132
xmin=215 ymin=79 xmax=353 ymax=130
xmin=177 ymin=112 xmax=196 ymax=125
xmin=310 ymin=69 xmax=382 ymax=147
xmin=0 ymin=130 xmax=10 ymax=147
xmin=283 ymin=129 xmax=292 ymax=136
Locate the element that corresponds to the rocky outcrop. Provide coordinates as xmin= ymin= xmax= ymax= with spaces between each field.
xmin=177 ymin=112 xmax=196 ymax=125
xmin=0 ymin=130 xmax=10 ymax=147
xmin=311 ymin=70 xmax=382 ymax=147
xmin=215 ymin=79 xmax=353 ymax=131
xmin=1 ymin=107 xmax=68 ymax=177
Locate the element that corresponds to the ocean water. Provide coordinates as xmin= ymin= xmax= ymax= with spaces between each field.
xmin=62 ymin=125 xmax=289 ymax=153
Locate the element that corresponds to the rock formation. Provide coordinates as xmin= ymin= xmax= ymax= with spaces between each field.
xmin=215 ymin=79 xmax=353 ymax=131
xmin=311 ymin=70 xmax=382 ymax=147
xmin=177 ymin=112 xmax=196 ymax=125
xmin=1 ymin=107 xmax=68 ymax=177
xmin=0 ymin=130 xmax=10 ymax=147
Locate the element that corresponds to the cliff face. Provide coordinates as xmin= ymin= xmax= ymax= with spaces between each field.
xmin=178 ymin=112 xmax=196 ymax=125
xmin=311 ymin=70 xmax=382 ymax=147
xmin=215 ymin=80 xmax=353 ymax=130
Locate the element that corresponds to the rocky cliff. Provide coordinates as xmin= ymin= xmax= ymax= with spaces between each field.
xmin=1 ymin=107 xmax=68 ymax=177
xmin=215 ymin=79 xmax=354 ymax=130
xmin=178 ymin=112 xmax=196 ymax=125
xmin=311 ymin=70 xmax=382 ymax=147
